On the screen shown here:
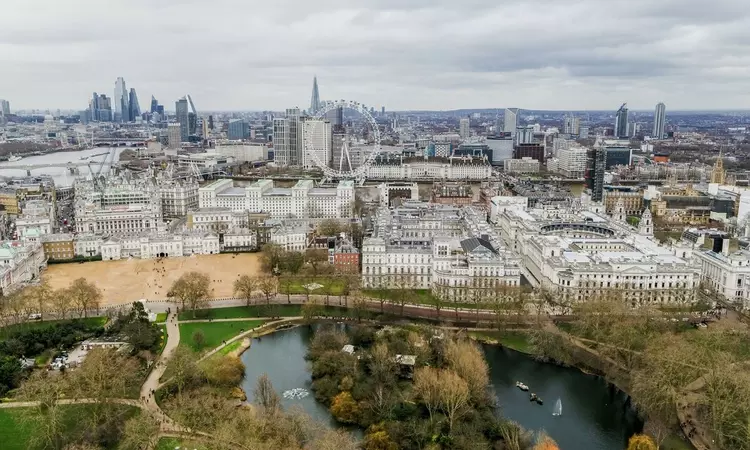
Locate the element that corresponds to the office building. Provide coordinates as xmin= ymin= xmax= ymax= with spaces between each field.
xmin=696 ymin=240 xmax=750 ymax=309
xmin=310 ymin=76 xmax=321 ymax=113
xmin=227 ymin=119 xmax=250 ymax=140
xmin=605 ymin=147 xmax=633 ymax=169
xmin=512 ymin=143 xmax=545 ymax=163
xmin=302 ymin=119 xmax=332 ymax=169
xmin=504 ymin=108 xmax=519 ymax=136
xmin=89 ymin=93 xmax=112 ymax=122
xmin=128 ymin=88 xmax=140 ymax=121
xmin=556 ymin=146 xmax=588 ymax=178
xmin=361 ymin=203 xmax=520 ymax=296
xmin=150 ymin=96 xmax=159 ymax=114
xmin=367 ymin=155 xmax=491 ymax=180
xmin=114 ymin=77 xmax=129 ymax=122
xmin=74 ymin=174 xmax=164 ymax=235
xmin=214 ymin=144 xmax=268 ymax=163
xmin=515 ymin=125 xmax=534 ymax=145
xmin=0 ymin=99 xmax=9 ymax=116
xmin=198 ymin=179 xmax=354 ymax=219
xmin=495 ymin=202 xmax=697 ymax=306
xmin=158 ymin=178 xmax=199 ymax=219
xmin=273 ymin=108 xmax=302 ymax=166
xmin=167 ymin=123 xmax=182 ymax=149
xmin=586 ymin=147 xmax=606 ymax=202
xmin=563 ymin=116 xmax=580 ymax=135
xmin=175 ymin=97 xmax=190 ymax=142
xmin=459 ymin=118 xmax=470 ymax=140
xmin=653 ymin=102 xmax=666 ymax=139
xmin=614 ymin=103 xmax=629 ymax=138
xmin=504 ymin=157 xmax=540 ymax=174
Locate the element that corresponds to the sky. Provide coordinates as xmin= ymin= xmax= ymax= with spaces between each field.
xmin=2 ymin=0 xmax=750 ymax=112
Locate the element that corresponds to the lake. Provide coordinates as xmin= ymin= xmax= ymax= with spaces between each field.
xmin=240 ymin=326 xmax=642 ymax=449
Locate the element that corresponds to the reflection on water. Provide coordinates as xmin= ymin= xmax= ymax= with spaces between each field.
xmin=0 ymin=148 xmax=126 ymax=187
xmin=240 ymin=326 xmax=642 ymax=449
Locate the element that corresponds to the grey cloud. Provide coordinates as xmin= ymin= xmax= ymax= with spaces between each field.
xmin=1 ymin=0 xmax=749 ymax=110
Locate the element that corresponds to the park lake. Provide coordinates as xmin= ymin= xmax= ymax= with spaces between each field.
xmin=240 ymin=325 xmax=643 ymax=449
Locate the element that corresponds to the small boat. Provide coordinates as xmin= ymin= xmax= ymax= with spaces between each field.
xmin=529 ymin=393 xmax=537 ymax=402
xmin=8 ymin=153 xmax=21 ymax=162
xmin=516 ymin=381 xmax=529 ymax=391
xmin=536 ymin=397 xmax=544 ymax=405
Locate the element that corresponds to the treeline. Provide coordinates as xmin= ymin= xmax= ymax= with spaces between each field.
xmin=0 ymin=278 xmax=103 ymax=327
xmin=530 ymin=296 xmax=750 ymax=450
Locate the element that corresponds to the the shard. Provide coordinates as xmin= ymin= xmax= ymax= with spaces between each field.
xmin=310 ymin=76 xmax=320 ymax=114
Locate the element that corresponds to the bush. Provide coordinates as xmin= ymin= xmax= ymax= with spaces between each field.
xmin=330 ymin=391 xmax=359 ymax=424
xmin=204 ymin=355 xmax=245 ymax=387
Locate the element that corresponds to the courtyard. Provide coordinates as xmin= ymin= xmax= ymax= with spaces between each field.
xmin=43 ymin=253 xmax=263 ymax=307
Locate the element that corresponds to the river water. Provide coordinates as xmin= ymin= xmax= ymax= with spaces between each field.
xmin=240 ymin=326 xmax=642 ymax=449
xmin=0 ymin=148 xmax=125 ymax=187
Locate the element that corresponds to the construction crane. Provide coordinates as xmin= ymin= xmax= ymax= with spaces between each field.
xmin=87 ymin=147 xmax=116 ymax=191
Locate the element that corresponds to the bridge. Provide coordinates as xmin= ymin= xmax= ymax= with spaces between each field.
xmin=92 ymin=138 xmax=147 ymax=147
xmin=0 ymin=161 xmax=115 ymax=176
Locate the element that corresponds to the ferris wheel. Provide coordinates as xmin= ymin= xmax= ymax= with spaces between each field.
xmin=304 ymin=99 xmax=381 ymax=179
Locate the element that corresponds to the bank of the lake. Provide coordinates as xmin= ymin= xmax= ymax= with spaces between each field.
xmin=240 ymin=325 xmax=643 ymax=449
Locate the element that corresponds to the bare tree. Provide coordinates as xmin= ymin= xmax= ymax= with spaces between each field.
xmin=25 ymin=281 xmax=52 ymax=320
xmin=167 ymin=345 xmax=202 ymax=394
xmin=67 ymin=278 xmax=102 ymax=318
xmin=168 ymin=271 xmax=212 ymax=318
xmin=438 ymin=369 xmax=470 ymax=433
xmin=444 ymin=340 xmax=490 ymax=404
xmin=119 ymin=411 xmax=160 ymax=450
xmin=49 ymin=287 xmax=74 ymax=320
xmin=253 ymin=373 xmax=281 ymax=417
xmin=258 ymin=276 xmax=278 ymax=307
xmin=233 ymin=275 xmax=258 ymax=307
xmin=413 ymin=366 xmax=441 ymax=423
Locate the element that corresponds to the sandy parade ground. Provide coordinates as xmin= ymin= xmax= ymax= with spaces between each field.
xmin=43 ymin=253 xmax=263 ymax=307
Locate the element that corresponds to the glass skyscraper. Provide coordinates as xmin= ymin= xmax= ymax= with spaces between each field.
xmin=175 ymin=97 xmax=190 ymax=142
xmin=114 ymin=77 xmax=129 ymax=122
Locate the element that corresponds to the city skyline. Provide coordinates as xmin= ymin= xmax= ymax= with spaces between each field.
xmin=2 ymin=0 xmax=750 ymax=111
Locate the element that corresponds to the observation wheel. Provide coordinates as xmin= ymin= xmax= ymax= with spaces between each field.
xmin=304 ymin=99 xmax=381 ymax=179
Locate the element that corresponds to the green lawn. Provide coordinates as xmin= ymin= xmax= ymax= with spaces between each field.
xmin=0 ymin=316 xmax=107 ymax=334
xmin=154 ymin=312 xmax=167 ymax=323
xmin=158 ymin=325 xmax=168 ymax=354
xmin=156 ymin=437 xmax=209 ymax=450
xmin=179 ymin=320 xmax=266 ymax=351
xmin=661 ymin=433 xmax=694 ymax=450
xmin=279 ymin=276 xmax=347 ymax=295
xmin=180 ymin=304 xmax=352 ymax=320
xmin=362 ymin=288 xmax=498 ymax=310
xmin=0 ymin=405 xmax=139 ymax=450
xmin=469 ymin=330 xmax=534 ymax=354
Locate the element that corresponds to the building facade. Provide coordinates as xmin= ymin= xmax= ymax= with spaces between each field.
xmin=198 ymin=179 xmax=354 ymax=219
xmin=504 ymin=157 xmax=540 ymax=174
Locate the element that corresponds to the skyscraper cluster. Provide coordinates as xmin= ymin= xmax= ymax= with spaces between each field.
xmin=88 ymin=93 xmax=112 ymax=122
xmin=84 ymin=77 xmax=143 ymax=123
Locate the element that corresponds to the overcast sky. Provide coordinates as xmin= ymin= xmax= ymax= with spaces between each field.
xmin=2 ymin=0 xmax=750 ymax=112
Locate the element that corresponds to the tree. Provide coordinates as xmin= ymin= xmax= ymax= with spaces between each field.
xmin=369 ymin=342 xmax=398 ymax=387
xmin=49 ymin=287 xmax=74 ymax=320
xmin=626 ymin=434 xmax=657 ymax=450
xmin=306 ymin=248 xmax=329 ymax=276
xmin=330 ymin=391 xmax=359 ymax=424
xmin=168 ymin=271 xmax=212 ymax=318
xmin=253 ymin=373 xmax=280 ymax=416
xmin=167 ymin=345 xmax=202 ymax=393
xmin=233 ymin=275 xmax=258 ymax=307
xmin=260 ymin=243 xmax=284 ymax=273
xmin=119 ymin=411 xmax=160 ymax=450
xmin=115 ymin=302 xmax=161 ymax=353
xmin=283 ymin=251 xmax=305 ymax=275
xmin=192 ymin=329 xmax=206 ymax=349
xmin=318 ymin=219 xmax=343 ymax=237
xmin=0 ymin=355 xmax=22 ymax=396
xmin=258 ymin=276 xmax=278 ymax=307
xmin=25 ymin=281 xmax=52 ymax=321
xmin=437 ymin=369 xmax=470 ymax=433
xmin=362 ymin=423 xmax=398 ymax=450
xmin=67 ymin=278 xmax=102 ymax=318
xmin=204 ymin=355 xmax=245 ymax=387
xmin=413 ymin=366 xmax=441 ymax=423
xmin=310 ymin=429 xmax=359 ymax=450
xmin=444 ymin=340 xmax=490 ymax=404
xmin=19 ymin=371 xmax=69 ymax=450
xmin=533 ymin=432 xmax=560 ymax=450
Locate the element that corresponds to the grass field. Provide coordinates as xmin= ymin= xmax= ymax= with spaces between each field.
xmin=0 ymin=316 xmax=106 ymax=334
xmin=0 ymin=405 xmax=139 ymax=450
xmin=156 ymin=437 xmax=209 ymax=450
xmin=469 ymin=330 xmax=534 ymax=354
xmin=43 ymin=253 xmax=263 ymax=306
xmin=279 ymin=276 xmax=347 ymax=295
xmin=155 ymin=312 xmax=167 ymax=322
xmin=180 ymin=304 xmax=352 ymax=320
xmin=179 ymin=320 xmax=266 ymax=351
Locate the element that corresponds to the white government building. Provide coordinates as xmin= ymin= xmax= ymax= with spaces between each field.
xmin=494 ymin=197 xmax=699 ymax=307
xmin=198 ymin=179 xmax=354 ymax=219
xmin=365 ymin=156 xmax=492 ymax=180
xmin=361 ymin=202 xmax=520 ymax=300
xmin=0 ymin=241 xmax=46 ymax=294
xmin=101 ymin=232 xmax=221 ymax=260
